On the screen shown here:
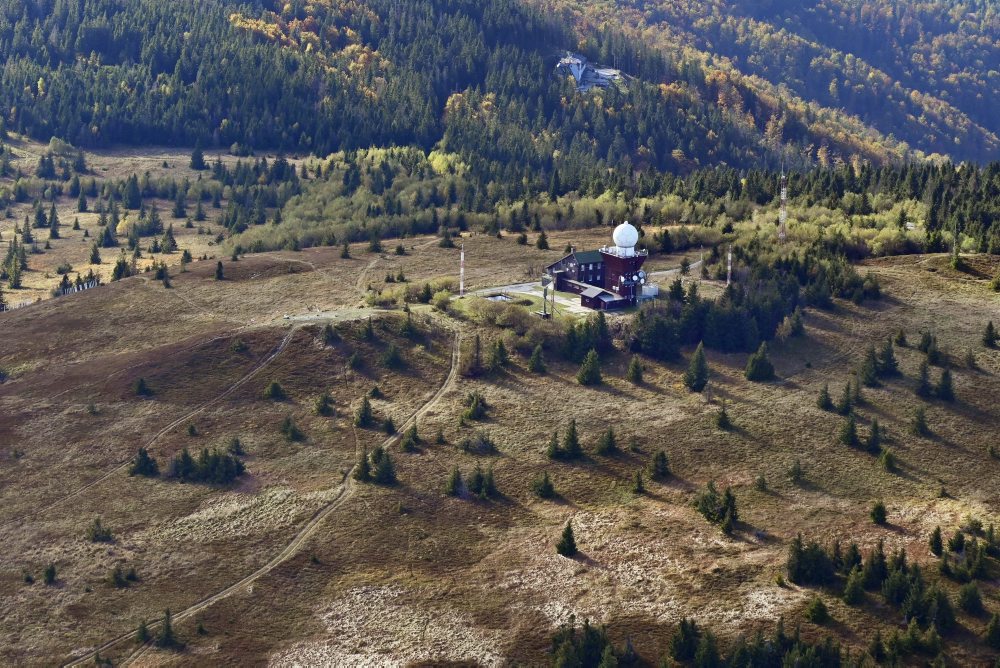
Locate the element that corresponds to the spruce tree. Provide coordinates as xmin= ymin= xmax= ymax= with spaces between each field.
xmin=533 ymin=471 xmax=555 ymax=498
xmin=134 ymin=377 xmax=152 ymax=396
xmin=715 ymin=400 xmax=732 ymax=430
xmin=546 ymin=430 xmax=560 ymax=459
xmin=805 ymin=596 xmax=830 ymax=624
xmin=355 ymin=396 xmax=374 ymax=427
xmin=563 ymin=419 xmax=582 ymax=459
xmin=843 ymin=566 xmax=865 ymax=605
xmin=263 ymin=380 xmax=286 ymax=400
xmin=984 ymin=321 xmax=998 ymax=348
xmin=89 ymin=243 xmax=101 ymax=264
xmin=129 ymin=447 xmax=159 ymax=477
xmin=156 ymin=609 xmax=177 ymax=648
xmin=190 ymin=144 xmax=206 ymax=170
xmin=871 ymin=501 xmax=887 ymax=525
xmin=48 ymin=206 xmax=60 ymax=239
xmin=866 ymin=418 xmax=882 ymax=454
xmin=916 ymin=360 xmax=932 ymax=397
xmin=929 ymin=526 xmax=943 ymax=556
xmin=594 ymin=427 xmax=617 ymax=456
xmin=536 ymin=230 xmax=549 ymax=250
xmin=744 ymin=342 xmax=774 ymax=381
xmin=985 ymin=613 xmax=1000 ymax=650
xmin=816 ymin=383 xmax=833 ymax=411
xmin=372 ymin=448 xmax=396 ymax=484
xmin=632 ymin=470 xmax=645 ymax=494
xmin=625 ymin=355 xmax=643 ymax=384
xmin=859 ymin=345 xmax=880 ymax=386
xmin=912 ymin=406 xmax=930 ymax=436
xmin=353 ymin=447 xmax=371 ymax=482
xmin=936 ymin=368 xmax=955 ymax=401
xmin=576 ymin=349 xmax=602 ymax=386
xmin=877 ymin=338 xmax=899 ymax=375
xmin=684 ymin=342 xmax=709 ymax=392
xmin=214 ymin=261 xmax=224 ymax=280
xmin=488 ymin=339 xmax=509 ymax=371
xmin=136 ymin=620 xmax=150 ymax=644
xmin=650 ymin=450 xmax=670 ymax=479
xmin=528 ymin=344 xmax=546 ymax=373
xmin=44 ymin=563 xmax=56 ymax=585
xmin=670 ymin=618 xmax=700 ymax=662
xmin=556 ymin=521 xmax=577 ymax=557
xmin=444 ymin=467 xmax=462 ymax=496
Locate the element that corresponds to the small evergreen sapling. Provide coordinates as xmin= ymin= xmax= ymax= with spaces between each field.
xmin=528 ymin=345 xmax=546 ymax=373
xmin=871 ymin=501 xmax=887 ymax=525
xmin=936 ymin=368 xmax=955 ymax=401
xmin=929 ymin=526 xmax=943 ymax=556
xmin=562 ymin=419 xmax=582 ymax=459
xmin=556 ymin=521 xmax=577 ymax=557
xmin=835 ymin=381 xmax=852 ymax=415
xmin=355 ymin=396 xmax=374 ymax=427
xmin=911 ymin=406 xmax=930 ymax=436
xmin=444 ymin=467 xmax=462 ymax=496
xmin=625 ymin=355 xmax=643 ymax=384
xmin=129 ymin=447 xmax=159 ymax=477
xmin=916 ymin=360 xmax=932 ymax=397
xmin=684 ymin=342 xmax=709 ymax=392
xmin=632 ymin=470 xmax=645 ymax=494
xmin=744 ymin=342 xmax=774 ymax=381
xmin=984 ymin=321 xmax=998 ymax=348
xmin=816 ymin=383 xmax=833 ymax=411
xmin=532 ymin=471 xmax=555 ymax=499
xmin=594 ymin=427 xmax=617 ymax=456
xmin=839 ymin=414 xmax=858 ymax=447
xmin=650 ymin=450 xmax=670 ymax=480
xmin=576 ymin=349 xmax=602 ymax=386
xmin=805 ymin=596 xmax=829 ymax=624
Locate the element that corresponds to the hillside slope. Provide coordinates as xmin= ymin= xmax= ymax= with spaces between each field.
xmin=549 ymin=0 xmax=1000 ymax=162
xmin=1 ymin=237 xmax=1000 ymax=665
xmin=4 ymin=0 xmax=997 ymax=187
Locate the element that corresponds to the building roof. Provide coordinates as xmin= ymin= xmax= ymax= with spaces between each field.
xmin=573 ymin=250 xmax=604 ymax=265
xmin=580 ymin=286 xmax=607 ymax=298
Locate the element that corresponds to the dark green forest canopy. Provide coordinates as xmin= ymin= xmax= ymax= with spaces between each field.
xmin=6 ymin=0 xmax=986 ymax=194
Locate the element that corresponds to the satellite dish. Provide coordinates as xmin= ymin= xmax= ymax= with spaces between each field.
xmin=632 ymin=274 xmax=638 ymax=281
xmin=619 ymin=276 xmax=625 ymax=283
xmin=638 ymin=270 xmax=646 ymax=279
xmin=640 ymin=278 xmax=646 ymax=284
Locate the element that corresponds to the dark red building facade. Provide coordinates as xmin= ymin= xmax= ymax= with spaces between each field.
xmin=544 ymin=222 xmax=648 ymax=310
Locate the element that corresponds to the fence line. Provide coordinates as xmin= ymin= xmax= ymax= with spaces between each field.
xmin=1 ymin=279 xmax=101 ymax=312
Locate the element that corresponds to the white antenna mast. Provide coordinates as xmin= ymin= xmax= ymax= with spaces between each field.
xmin=779 ymin=161 xmax=788 ymax=244
xmin=727 ymin=244 xmax=733 ymax=287
xmin=459 ymin=242 xmax=465 ymax=297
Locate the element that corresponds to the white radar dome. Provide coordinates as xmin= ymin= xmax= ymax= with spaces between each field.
xmin=612 ymin=221 xmax=639 ymax=249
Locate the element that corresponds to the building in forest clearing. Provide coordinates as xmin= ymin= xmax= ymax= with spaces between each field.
xmin=544 ymin=222 xmax=652 ymax=310
xmin=554 ymin=53 xmax=623 ymax=92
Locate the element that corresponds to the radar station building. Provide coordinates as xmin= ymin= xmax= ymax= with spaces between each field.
xmin=544 ymin=222 xmax=651 ymax=310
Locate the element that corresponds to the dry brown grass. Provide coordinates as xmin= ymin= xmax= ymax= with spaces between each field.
xmin=0 ymin=137 xmax=309 ymax=303
xmin=1 ymin=241 xmax=999 ymax=666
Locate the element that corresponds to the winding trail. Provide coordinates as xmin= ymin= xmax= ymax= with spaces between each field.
xmin=65 ymin=330 xmax=461 ymax=667
xmin=12 ymin=326 xmax=300 ymax=528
